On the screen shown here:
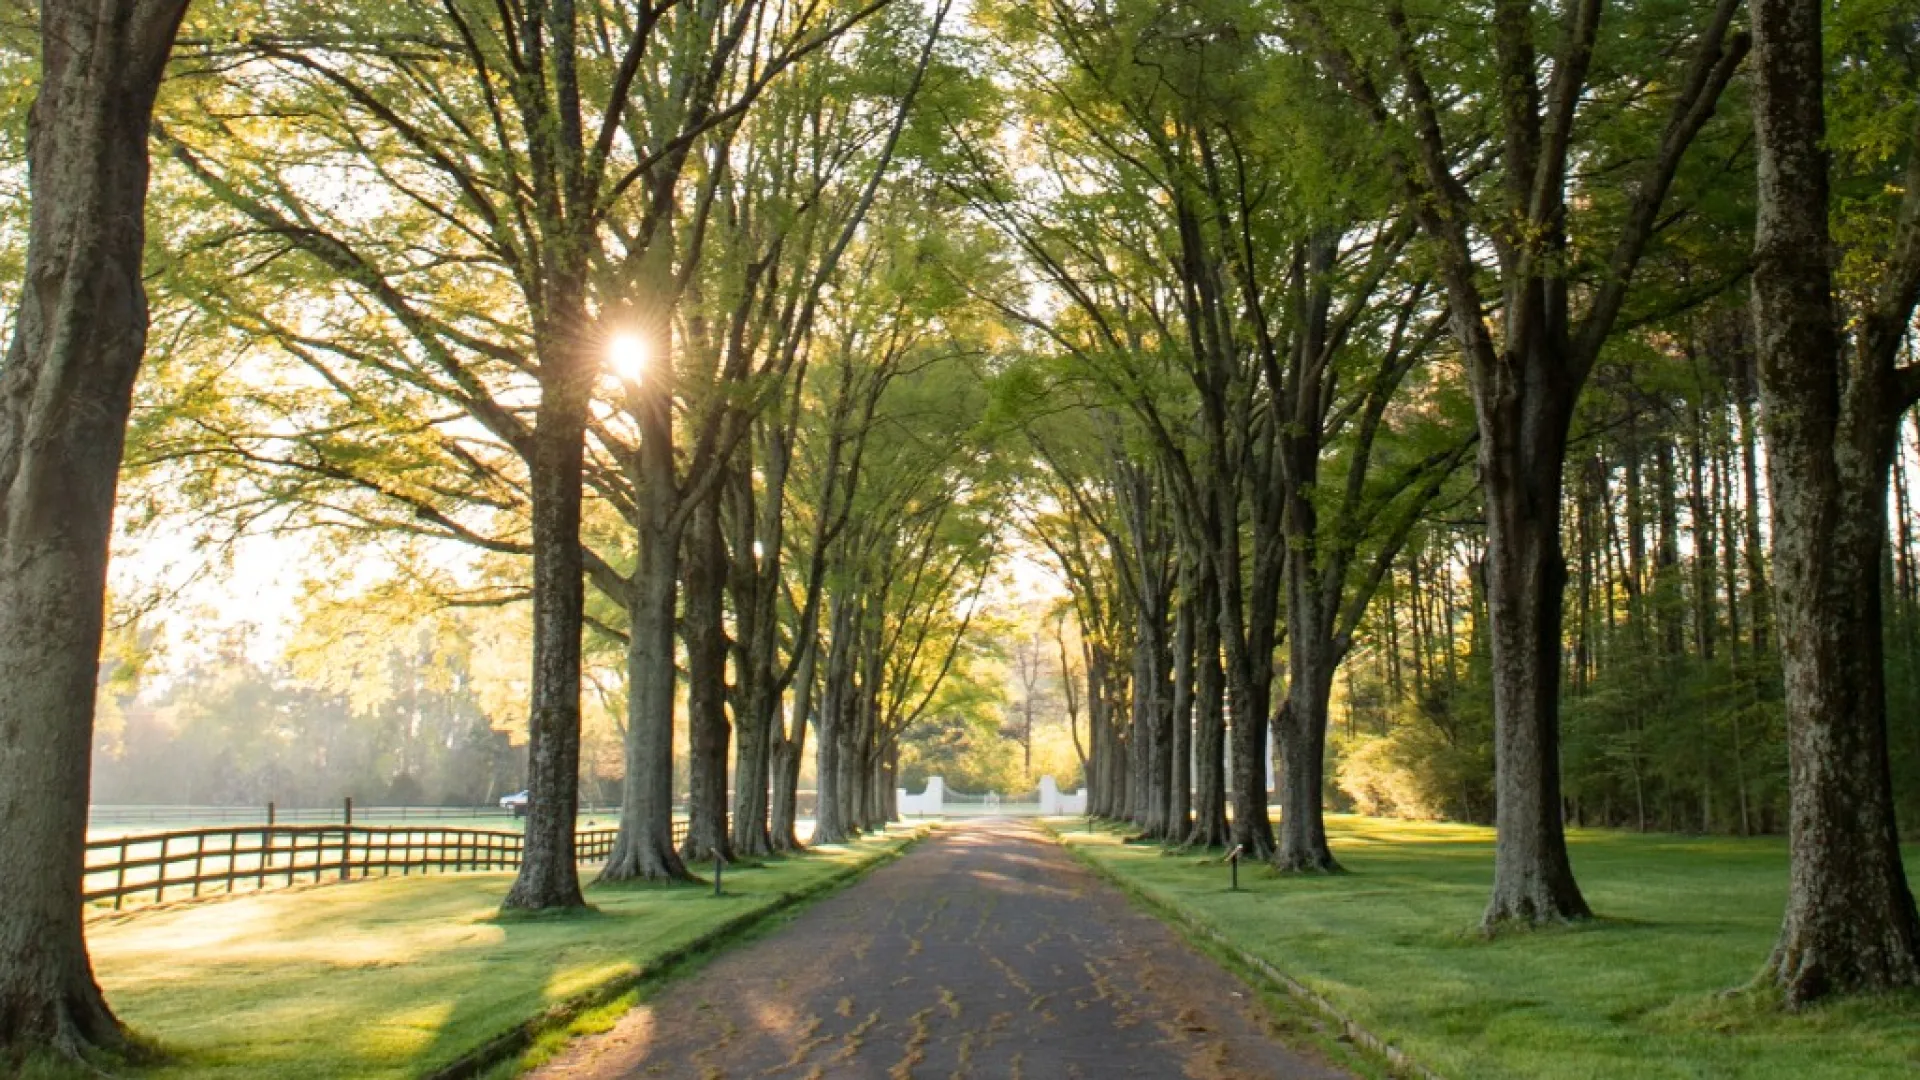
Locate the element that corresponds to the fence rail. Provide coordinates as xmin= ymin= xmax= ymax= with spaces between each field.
xmin=87 ymin=804 xmax=581 ymax=827
xmin=84 ymin=819 xmax=689 ymax=910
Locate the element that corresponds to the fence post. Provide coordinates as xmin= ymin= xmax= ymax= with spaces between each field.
xmin=344 ymin=796 xmax=353 ymax=827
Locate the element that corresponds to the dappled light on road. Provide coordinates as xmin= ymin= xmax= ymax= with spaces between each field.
xmin=527 ymin=820 xmax=1356 ymax=1079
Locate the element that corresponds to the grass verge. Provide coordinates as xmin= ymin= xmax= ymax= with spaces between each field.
xmin=1046 ymin=814 xmax=1920 ymax=1079
xmin=83 ymin=825 xmax=923 ymax=1080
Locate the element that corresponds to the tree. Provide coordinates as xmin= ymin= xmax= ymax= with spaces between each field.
xmin=161 ymin=0 xmax=710 ymax=907
xmin=159 ymin=0 xmax=914 ymax=887
xmin=1748 ymin=0 xmax=1920 ymax=1004
xmin=0 ymin=0 xmax=190 ymax=1059
xmin=1286 ymin=0 xmax=1748 ymax=925
xmin=1004 ymin=626 xmax=1057 ymax=776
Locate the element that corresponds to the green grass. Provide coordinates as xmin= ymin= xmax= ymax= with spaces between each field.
xmin=80 ymin=827 xmax=918 ymax=1080
xmin=1051 ymin=814 xmax=1920 ymax=1079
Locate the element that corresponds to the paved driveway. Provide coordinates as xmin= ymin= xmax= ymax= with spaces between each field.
xmin=529 ymin=819 xmax=1353 ymax=1079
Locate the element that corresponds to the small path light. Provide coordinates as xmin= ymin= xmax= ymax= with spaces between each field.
xmin=1225 ymin=844 xmax=1244 ymax=892
xmin=714 ymin=853 xmax=725 ymax=897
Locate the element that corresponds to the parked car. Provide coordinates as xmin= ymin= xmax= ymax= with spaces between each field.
xmin=500 ymin=790 xmax=529 ymax=817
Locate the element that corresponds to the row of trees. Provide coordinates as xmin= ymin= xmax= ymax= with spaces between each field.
xmin=976 ymin=0 xmax=1920 ymax=1009
xmin=1 ymin=0 xmax=1017 ymax=1059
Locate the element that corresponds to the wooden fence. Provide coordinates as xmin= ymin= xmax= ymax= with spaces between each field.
xmin=87 ymin=804 xmax=538 ymax=827
xmin=84 ymin=820 xmax=690 ymax=910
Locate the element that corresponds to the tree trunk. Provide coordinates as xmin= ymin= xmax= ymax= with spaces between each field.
xmin=1688 ymin=404 xmax=1718 ymax=662
xmin=811 ymin=597 xmax=858 ymax=844
xmin=1750 ymin=0 xmax=1920 ymax=1002
xmin=679 ymin=495 xmax=733 ymax=866
xmin=1480 ymin=425 xmax=1593 ymax=926
xmin=884 ymin=746 xmax=900 ymax=822
xmin=730 ymin=432 xmax=788 ymax=859
xmin=602 ymin=516 xmax=691 ymax=882
xmin=851 ymin=643 xmax=882 ymax=832
xmin=812 ymin=696 xmax=847 ymax=843
xmin=1655 ymin=439 xmax=1685 ymax=659
xmin=836 ymin=713 xmax=865 ymax=835
xmin=1186 ymin=580 xmax=1230 ymax=848
xmin=1169 ymin=584 xmax=1194 ymax=840
xmin=0 ymin=0 xmax=188 ymax=1058
xmin=1086 ymin=644 xmax=1115 ymax=817
xmin=866 ymin=746 xmax=889 ymax=826
xmin=1103 ymin=653 xmax=1132 ymax=818
xmin=769 ymin=643 xmax=814 ymax=852
xmin=1275 ymin=630 xmax=1339 ymax=872
xmin=730 ymin=679 xmax=775 ymax=857
xmin=1718 ymin=428 xmax=1745 ymax=662
xmin=502 ymin=384 xmax=591 ymax=910
xmin=1224 ymin=663 xmax=1276 ymax=858
xmin=1133 ymin=616 xmax=1171 ymax=838
xmin=1125 ymin=628 xmax=1149 ymax=827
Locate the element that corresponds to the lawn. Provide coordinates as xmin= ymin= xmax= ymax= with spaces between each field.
xmin=76 ymin=826 xmax=919 ymax=1080
xmin=1052 ymin=815 xmax=1920 ymax=1079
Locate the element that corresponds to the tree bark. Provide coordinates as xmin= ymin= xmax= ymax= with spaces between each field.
xmin=679 ymin=493 xmax=733 ymax=866
xmin=501 ymin=382 xmax=591 ymax=910
xmin=1275 ymin=631 xmax=1339 ymax=872
xmin=851 ymin=633 xmax=884 ymax=832
xmin=1687 ymin=403 xmax=1718 ymax=662
xmin=811 ymin=595 xmax=859 ymax=844
xmin=1750 ymin=0 xmax=1920 ymax=1003
xmin=0 ymin=0 xmax=188 ymax=1058
xmin=730 ymin=661 xmax=776 ymax=857
xmin=1169 ymin=581 xmax=1194 ymax=840
xmin=769 ymin=644 xmax=815 ymax=852
xmin=1481 ymin=447 xmax=1593 ymax=925
xmin=1086 ymin=643 xmax=1117 ymax=817
xmin=730 ymin=427 xmax=791 ymax=858
xmin=1655 ymin=439 xmax=1684 ymax=658
xmin=602 ymin=511 xmax=691 ymax=882
xmin=1185 ymin=577 xmax=1230 ymax=848
xmin=1132 ymin=613 xmax=1172 ymax=837
xmin=1098 ymin=644 xmax=1131 ymax=818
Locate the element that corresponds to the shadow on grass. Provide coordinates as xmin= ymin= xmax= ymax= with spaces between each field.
xmin=11 ymin=1029 xmax=169 ymax=1080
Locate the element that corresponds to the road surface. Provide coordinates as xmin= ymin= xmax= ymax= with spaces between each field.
xmin=529 ymin=819 xmax=1354 ymax=1080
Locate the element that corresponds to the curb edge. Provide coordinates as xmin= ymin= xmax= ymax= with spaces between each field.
xmin=423 ymin=825 xmax=931 ymax=1080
